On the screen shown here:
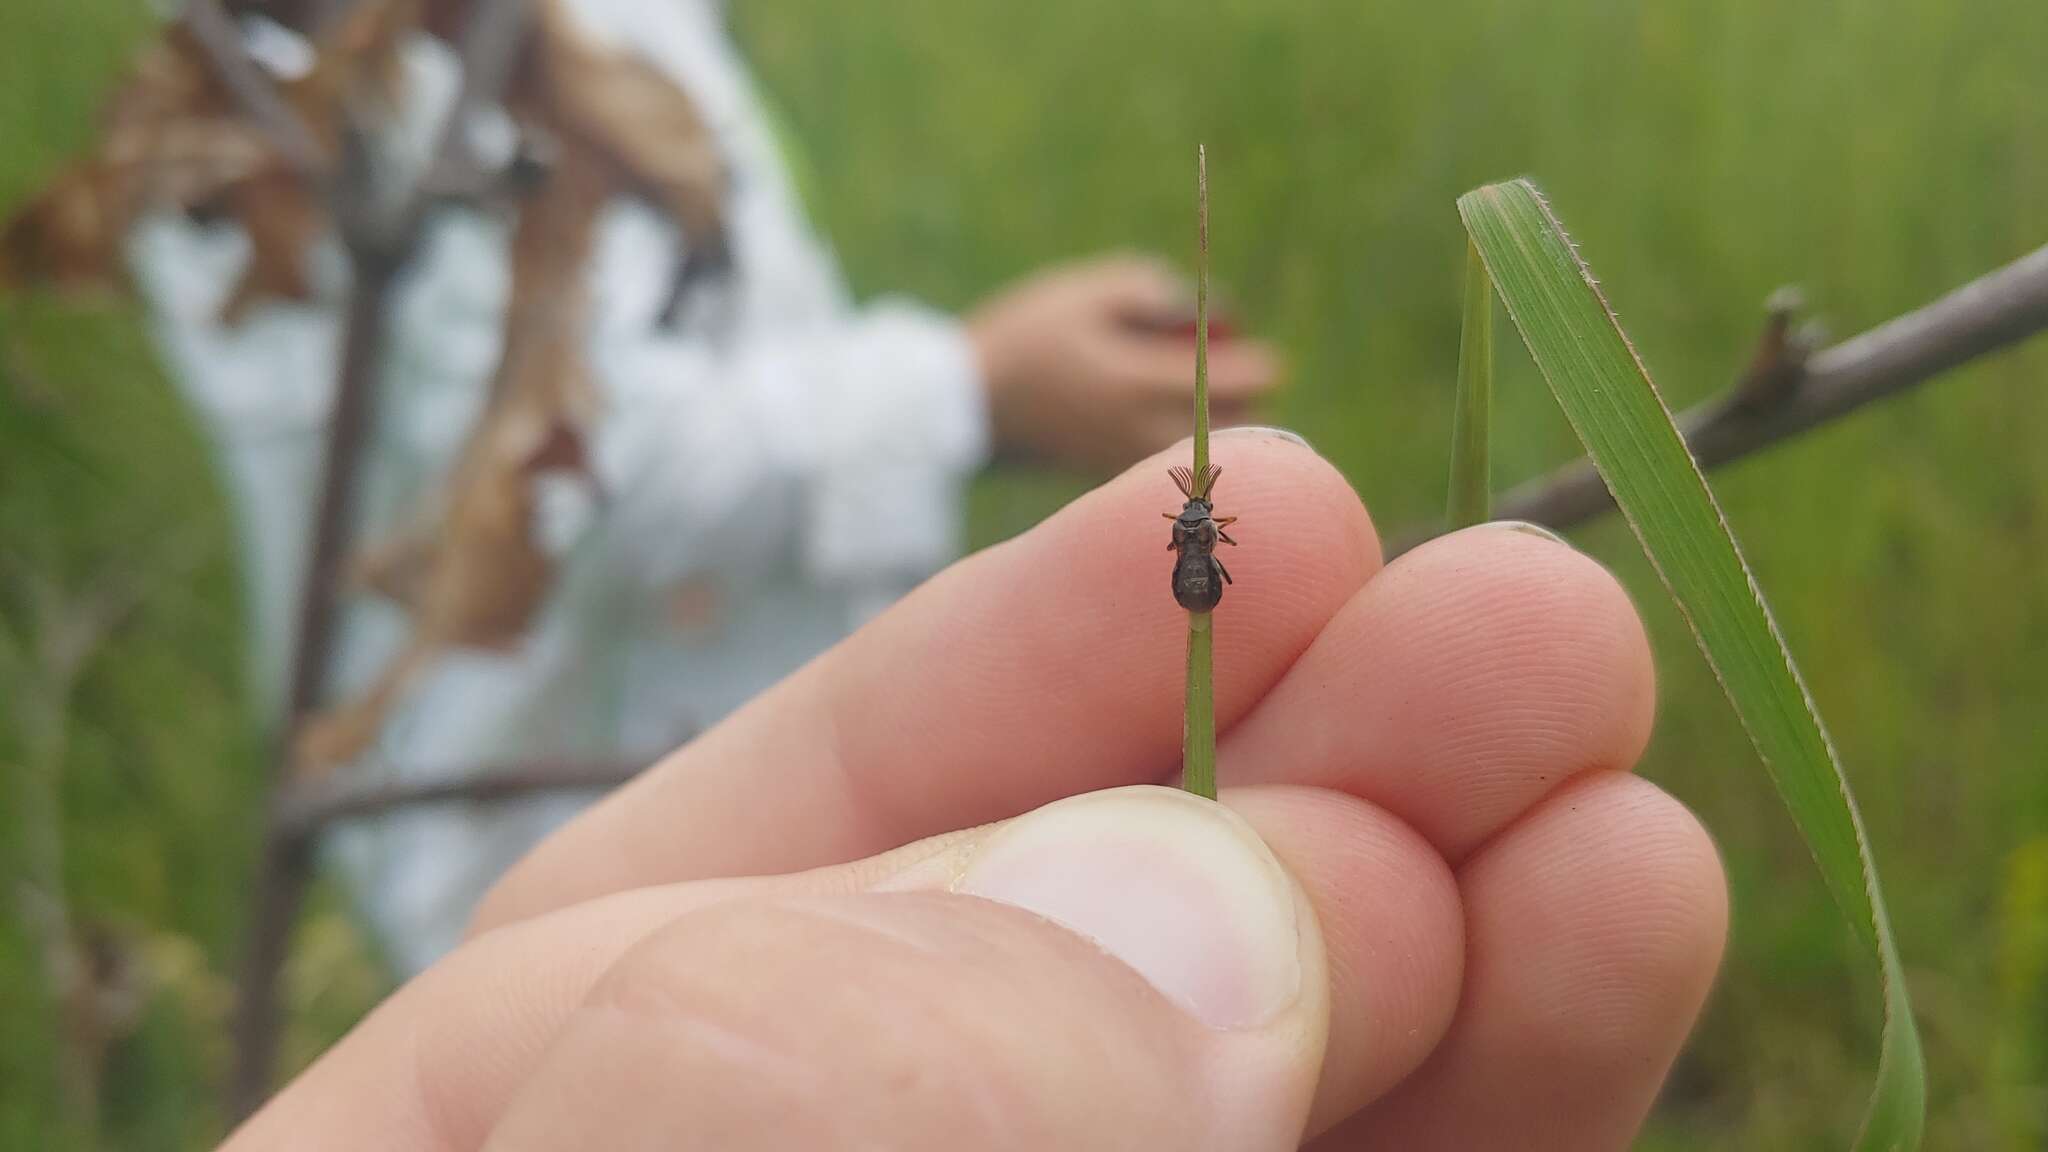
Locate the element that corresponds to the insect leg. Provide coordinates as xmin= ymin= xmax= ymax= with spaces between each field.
xmin=1214 ymin=556 xmax=1232 ymax=584
xmin=1218 ymin=529 xmax=1238 ymax=546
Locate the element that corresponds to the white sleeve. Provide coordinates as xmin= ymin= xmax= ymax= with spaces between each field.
xmin=595 ymin=304 xmax=990 ymax=588
xmin=579 ymin=206 xmax=991 ymax=595
xmin=543 ymin=0 xmax=995 ymax=592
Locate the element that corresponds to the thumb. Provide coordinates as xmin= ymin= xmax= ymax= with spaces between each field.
xmin=484 ymin=786 xmax=1330 ymax=1152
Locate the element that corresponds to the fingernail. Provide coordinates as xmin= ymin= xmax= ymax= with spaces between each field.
xmin=954 ymin=785 xmax=1302 ymax=1030
xmin=1492 ymin=519 xmax=1569 ymax=545
xmin=1216 ymin=424 xmax=1311 ymax=449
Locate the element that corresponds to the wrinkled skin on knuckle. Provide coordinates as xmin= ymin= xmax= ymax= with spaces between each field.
xmin=573 ymin=893 xmax=1204 ymax=1150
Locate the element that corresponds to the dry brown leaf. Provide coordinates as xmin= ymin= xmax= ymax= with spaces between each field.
xmin=296 ymin=134 xmax=612 ymax=776
xmin=1 ymin=28 xmax=243 ymax=295
xmin=292 ymin=643 xmax=437 ymax=776
xmin=526 ymin=0 xmax=727 ymax=260
xmin=345 ymin=520 xmax=433 ymax=609
xmin=217 ymin=167 xmax=327 ymax=322
xmin=414 ymin=0 xmax=729 ymax=257
xmin=0 ymin=5 xmax=413 ymax=318
xmin=1 ymin=163 xmax=132 ymax=296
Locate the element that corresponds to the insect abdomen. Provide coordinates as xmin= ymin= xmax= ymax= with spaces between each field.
xmin=1172 ymin=557 xmax=1225 ymax=612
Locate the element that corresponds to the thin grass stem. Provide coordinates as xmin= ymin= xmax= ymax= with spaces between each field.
xmin=1182 ymin=145 xmax=1217 ymax=800
xmin=1183 ymin=610 xmax=1216 ymax=799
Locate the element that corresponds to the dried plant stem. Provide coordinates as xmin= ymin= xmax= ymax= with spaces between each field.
xmin=1486 ymin=239 xmax=2048 ymax=533
xmin=270 ymin=757 xmax=648 ymax=840
xmin=220 ymin=0 xmax=537 ymax=1118
xmin=1182 ymin=145 xmax=1216 ymax=800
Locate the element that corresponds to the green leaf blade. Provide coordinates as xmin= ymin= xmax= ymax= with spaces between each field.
xmin=1447 ymin=236 xmax=1495 ymax=528
xmin=1458 ymin=178 xmax=1924 ymax=1150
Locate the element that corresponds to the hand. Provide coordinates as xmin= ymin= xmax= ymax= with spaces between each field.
xmin=967 ymin=256 xmax=1282 ymax=471
xmin=226 ymin=431 xmax=1726 ymax=1151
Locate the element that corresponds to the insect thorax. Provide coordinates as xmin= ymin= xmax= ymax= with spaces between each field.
xmin=1173 ymin=502 xmax=1218 ymax=549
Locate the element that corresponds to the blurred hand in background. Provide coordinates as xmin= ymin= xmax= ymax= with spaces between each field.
xmin=969 ymin=256 xmax=1281 ymax=470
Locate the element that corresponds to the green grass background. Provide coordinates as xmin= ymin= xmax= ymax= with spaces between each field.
xmin=4 ymin=0 xmax=2047 ymax=1147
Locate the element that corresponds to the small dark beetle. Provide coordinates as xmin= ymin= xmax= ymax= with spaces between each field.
xmin=1164 ymin=463 xmax=1239 ymax=612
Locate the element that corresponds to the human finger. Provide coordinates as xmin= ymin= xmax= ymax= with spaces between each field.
xmin=1221 ymin=522 xmax=1657 ymax=861
xmin=483 ymin=789 xmax=1328 ymax=1151
xmin=233 ymin=787 xmax=1462 ymax=1150
xmin=1309 ymin=772 xmax=1727 ymax=1151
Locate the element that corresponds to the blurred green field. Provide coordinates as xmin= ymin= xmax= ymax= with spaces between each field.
xmin=4 ymin=0 xmax=2047 ymax=1148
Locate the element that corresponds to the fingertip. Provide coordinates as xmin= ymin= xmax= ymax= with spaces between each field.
xmin=1330 ymin=772 xmax=1728 ymax=1151
xmin=1461 ymin=771 xmax=1728 ymax=1071
xmin=1217 ymin=514 xmax=1657 ymax=863
xmin=1458 ymin=521 xmax=1659 ymax=766
xmin=1402 ymin=521 xmax=1656 ymax=793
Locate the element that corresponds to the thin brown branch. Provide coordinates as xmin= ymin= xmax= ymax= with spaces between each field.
xmin=227 ymin=262 xmax=390 ymax=1122
xmin=229 ymin=0 xmax=538 ymax=1118
xmin=180 ymin=0 xmax=332 ymax=181
xmin=1421 ymin=240 xmax=2048 ymax=544
xmin=272 ymin=280 xmax=394 ymax=782
xmin=271 ymin=758 xmax=648 ymax=842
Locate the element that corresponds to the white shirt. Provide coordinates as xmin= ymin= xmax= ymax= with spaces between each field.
xmin=129 ymin=0 xmax=989 ymax=972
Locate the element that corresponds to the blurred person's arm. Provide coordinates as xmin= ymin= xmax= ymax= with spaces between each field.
xmin=583 ymin=232 xmax=1284 ymax=611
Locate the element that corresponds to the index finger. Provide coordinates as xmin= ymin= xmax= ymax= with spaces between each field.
xmin=473 ymin=430 xmax=1378 ymax=933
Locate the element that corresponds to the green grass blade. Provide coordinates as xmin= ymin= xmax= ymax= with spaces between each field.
xmin=1193 ymin=145 xmax=1211 ymax=478
xmin=1458 ymin=178 xmax=1925 ymax=1151
xmin=1446 ymin=237 xmax=1495 ymax=528
xmin=1183 ymin=611 xmax=1216 ymax=799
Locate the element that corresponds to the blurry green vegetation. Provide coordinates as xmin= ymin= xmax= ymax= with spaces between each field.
xmin=0 ymin=4 xmax=388 ymax=1150
xmin=1 ymin=6 xmax=245 ymax=1150
xmin=2 ymin=0 xmax=2045 ymax=1148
